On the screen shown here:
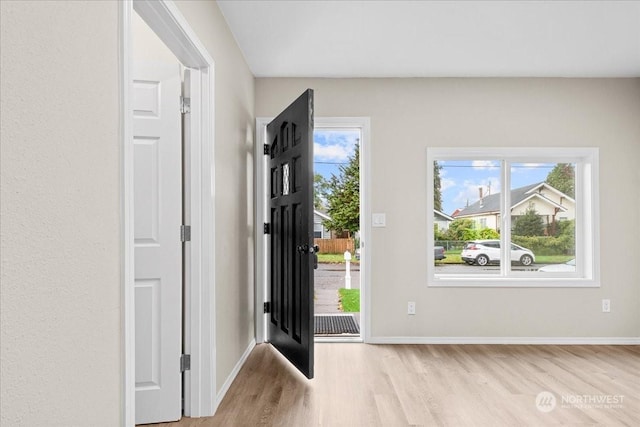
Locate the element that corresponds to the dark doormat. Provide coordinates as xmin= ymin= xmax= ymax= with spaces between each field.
xmin=314 ymin=315 xmax=360 ymax=335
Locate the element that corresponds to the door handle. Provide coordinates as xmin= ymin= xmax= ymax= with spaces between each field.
xmin=297 ymin=244 xmax=320 ymax=254
xmin=296 ymin=244 xmax=319 ymax=269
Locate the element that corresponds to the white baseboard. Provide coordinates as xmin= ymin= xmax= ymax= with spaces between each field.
xmin=214 ymin=339 xmax=256 ymax=411
xmin=367 ymin=336 xmax=640 ymax=345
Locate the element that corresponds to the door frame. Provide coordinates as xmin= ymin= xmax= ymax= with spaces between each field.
xmin=120 ymin=1 xmax=216 ymax=425
xmin=255 ymin=117 xmax=372 ymax=344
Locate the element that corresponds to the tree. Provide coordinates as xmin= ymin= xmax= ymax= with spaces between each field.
xmin=445 ymin=218 xmax=476 ymax=240
xmin=546 ymin=163 xmax=575 ymax=198
xmin=445 ymin=218 xmax=499 ymax=241
xmin=513 ymin=207 xmax=545 ymax=236
xmin=314 ymin=173 xmax=329 ymax=210
xmin=434 ymin=161 xmax=443 ymax=212
xmin=325 ymin=144 xmax=360 ymax=237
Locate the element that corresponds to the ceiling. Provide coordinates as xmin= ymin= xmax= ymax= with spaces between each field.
xmin=217 ymin=0 xmax=640 ymax=78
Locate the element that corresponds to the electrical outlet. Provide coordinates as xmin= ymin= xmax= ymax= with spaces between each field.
xmin=602 ymin=299 xmax=611 ymax=313
xmin=408 ymin=301 xmax=416 ymax=315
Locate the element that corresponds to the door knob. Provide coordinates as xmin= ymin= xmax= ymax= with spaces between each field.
xmin=297 ymin=244 xmax=320 ymax=254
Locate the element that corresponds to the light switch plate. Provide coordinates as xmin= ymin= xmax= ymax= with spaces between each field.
xmin=372 ymin=213 xmax=386 ymax=227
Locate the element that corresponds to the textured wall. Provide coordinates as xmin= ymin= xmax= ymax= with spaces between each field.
xmin=1 ymin=1 xmax=121 ymax=426
xmin=256 ymin=77 xmax=640 ymax=339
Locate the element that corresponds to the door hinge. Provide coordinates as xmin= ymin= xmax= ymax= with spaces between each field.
xmin=181 ymin=225 xmax=191 ymax=242
xmin=263 ymin=144 xmax=270 ymax=155
xmin=263 ymin=302 xmax=270 ymax=313
xmin=180 ymin=96 xmax=191 ymax=114
xmin=263 ymin=223 xmax=270 ymax=234
xmin=180 ymin=354 xmax=191 ymax=372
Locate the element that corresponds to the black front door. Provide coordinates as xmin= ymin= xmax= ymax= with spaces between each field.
xmin=266 ymin=89 xmax=315 ymax=379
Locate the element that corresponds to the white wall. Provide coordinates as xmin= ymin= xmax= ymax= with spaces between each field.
xmin=256 ymin=78 xmax=640 ymax=339
xmin=133 ymin=0 xmax=256 ymax=403
xmin=1 ymin=1 xmax=256 ymax=425
xmin=133 ymin=11 xmax=179 ymax=65
xmin=173 ymin=0 xmax=256 ymax=392
xmin=1 ymin=2 xmax=121 ymax=426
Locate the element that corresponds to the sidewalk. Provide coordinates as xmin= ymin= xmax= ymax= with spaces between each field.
xmin=314 ymin=263 xmax=360 ymax=315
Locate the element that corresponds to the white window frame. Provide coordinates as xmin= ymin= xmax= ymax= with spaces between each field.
xmin=427 ymin=147 xmax=600 ymax=288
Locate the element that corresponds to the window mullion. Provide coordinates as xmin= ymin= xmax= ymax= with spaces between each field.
xmin=501 ymin=160 xmax=511 ymax=276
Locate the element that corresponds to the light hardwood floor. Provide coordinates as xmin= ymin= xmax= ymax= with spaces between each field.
xmin=151 ymin=343 xmax=640 ymax=426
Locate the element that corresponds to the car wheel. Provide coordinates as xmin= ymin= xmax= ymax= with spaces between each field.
xmin=520 ymin=254 xmax=533 ymax=266
xmin=476 ymin=255 xmax=489 ymax=266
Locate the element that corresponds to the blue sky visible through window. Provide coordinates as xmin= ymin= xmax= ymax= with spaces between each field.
xmin=313 ymin=129 xmax=360 ymax=181
xmin=439 ymin=161 xmax=555 ymax=216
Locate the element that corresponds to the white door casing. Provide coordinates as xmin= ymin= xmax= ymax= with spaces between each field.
xmin=133 ymin=61 xmax=182 ymax=424
xmin=122 ymin=2 xmax=216 ymax=424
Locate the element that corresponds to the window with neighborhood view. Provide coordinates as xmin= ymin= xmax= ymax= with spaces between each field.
xmin=428 ymin=148 xmax=599 ymax=287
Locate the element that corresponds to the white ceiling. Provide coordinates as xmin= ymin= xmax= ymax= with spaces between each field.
xmin=217 ymin=0 xmax=640 ymax=78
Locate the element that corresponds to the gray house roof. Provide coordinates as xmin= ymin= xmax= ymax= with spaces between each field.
xmin=454 ymin=182 xmax=569 ymax=217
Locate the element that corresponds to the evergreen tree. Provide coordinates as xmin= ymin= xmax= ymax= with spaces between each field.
xmin=513 ymin=207 xmax=545 ymax=236
xmin=546 ymin=163 xmax=575 ymax=198
xmin=325 ymin=144 xmax=360 ymax=237
xmin=434 ymin=161 xmax=443 ymax=212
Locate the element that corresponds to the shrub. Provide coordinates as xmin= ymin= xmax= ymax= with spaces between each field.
xmin=511 ymin=235 xmax=574 ymax=256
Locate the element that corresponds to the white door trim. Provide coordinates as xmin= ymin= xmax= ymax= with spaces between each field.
xmin=255 ymin=117 xmax=372 ymax=344
xmin=120 ymin=1 xmax=216 ymax=425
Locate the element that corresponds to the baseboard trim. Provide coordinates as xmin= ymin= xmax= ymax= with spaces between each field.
xmin=215 ymin=339 xmax=256 ymax=411
xmin=367 ymin=336 xmax=640 ymax=345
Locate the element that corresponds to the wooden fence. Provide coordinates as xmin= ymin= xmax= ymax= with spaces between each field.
xmin=314 ymin=238 xmax=354 ymax=254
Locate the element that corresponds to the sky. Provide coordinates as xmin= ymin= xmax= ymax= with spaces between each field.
xmin=313 ymin=129 xmax=360 ymax=181
xmin=312 ymin=133 xmax=561 ymax=217
xmin=439 ymin=161 xmax=557 ymax=216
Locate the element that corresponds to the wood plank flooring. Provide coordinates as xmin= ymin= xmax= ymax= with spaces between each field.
xmin=150 ymin=343 xmax=640 ymax=426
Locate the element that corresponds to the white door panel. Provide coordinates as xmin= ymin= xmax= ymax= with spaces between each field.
xmin=134 ymin=62 xmax=182 ymax=425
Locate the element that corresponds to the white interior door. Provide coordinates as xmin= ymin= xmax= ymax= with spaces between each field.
xmin=133 ymin=61 xmax=183 ymax=425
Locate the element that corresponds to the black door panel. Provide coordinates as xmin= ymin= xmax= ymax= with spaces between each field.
xmin=267 ymin=89 xmax=314 ymax=379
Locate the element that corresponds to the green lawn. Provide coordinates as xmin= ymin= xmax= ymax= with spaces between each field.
xmin=318 ymin=253 xmax=359 ymax=264
xmin=435 ymin=249 xmax=462 ymax=264
xmin=535 ymin=255 xmax=574 ymax=264
xmin=338 ymin=288 xmax=360 ymax=312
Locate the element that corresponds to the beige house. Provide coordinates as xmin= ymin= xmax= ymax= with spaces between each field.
xmin=454 ymin=182 xmax=575 ymax=233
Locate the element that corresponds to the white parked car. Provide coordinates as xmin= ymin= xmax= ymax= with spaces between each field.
xmin=538 ymin=259 xmax=576 ymax=272
xmin=461 ymin=240 xmax=535 ymax=266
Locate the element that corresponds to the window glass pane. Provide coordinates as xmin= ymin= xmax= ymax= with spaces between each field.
xmin=428 ymin=147 xmax=596 ymax=287
xmin=434 ymin=160 xmax=501 ymax=276
xmin=510 ymin=162 xmax=576 ymax=274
